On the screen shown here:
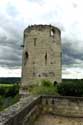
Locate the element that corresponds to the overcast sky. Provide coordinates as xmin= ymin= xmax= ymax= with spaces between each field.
xmin=0 ymin=0 xmax=83 ymax=78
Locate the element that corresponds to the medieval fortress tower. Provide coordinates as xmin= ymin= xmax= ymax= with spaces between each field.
xmin=21 ymin=25 xmax=61 ymax=89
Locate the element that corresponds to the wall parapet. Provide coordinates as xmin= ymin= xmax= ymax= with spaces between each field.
xmin=41 ymin=95 xmax=83 ymax=118
xmin=0 ymin=96 xmax=41 ymax=125
xmin=24 ymin=24 xmax=61 ymax=34
xmin=1 ymin=95 xmax=83 ymax=125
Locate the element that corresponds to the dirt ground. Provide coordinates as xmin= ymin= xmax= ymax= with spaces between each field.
xmin=34 ymin=114 xmax=83 ymax=125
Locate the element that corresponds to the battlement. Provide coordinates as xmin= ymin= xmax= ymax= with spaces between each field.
xmin=24 ymin=24 xmax=61 ymax=34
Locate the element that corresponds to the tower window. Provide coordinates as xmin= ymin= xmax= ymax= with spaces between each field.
xmin=25 ymin=52 xmax=28 ymax=58
xmin=24 ymin=51 xmax=29 ymax=65
xmin=50 ymin=29 xmax=55 ymax=37
xmin=34 ymin=38 xmax=37 ymax=46
xmin=45 ymin=52 xmax=47 ymax=65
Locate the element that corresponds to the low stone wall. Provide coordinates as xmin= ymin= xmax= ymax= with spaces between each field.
xmin=1 ymin=95 xmax=83 ymax=125
xmin=0 ymin=96 xmax=41 ymax=125
xmin=41 ymin=95 xmax=83 ymax=117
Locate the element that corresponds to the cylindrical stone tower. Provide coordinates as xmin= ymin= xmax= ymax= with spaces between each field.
xmin=21 ymin=25 xmax=62 ymax=89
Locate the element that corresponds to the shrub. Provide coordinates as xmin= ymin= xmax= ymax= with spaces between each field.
xmin=57 ymin=82 xmax=83 ymax=97
xmin=30 ymin=85 xmax=57 ymax=95
xmin=29 ymin=79 xmax=58 ymax=95
xmin=41 ymin=79 xmax=52 ymax=87
xmin=5 ymin=84 xmax=19 ymax=97
xmin=0 ymin=84 xmax=19 ymax=97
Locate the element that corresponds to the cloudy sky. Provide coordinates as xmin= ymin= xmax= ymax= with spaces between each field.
xmin=0 ymin=0 xmax=83 ymax=78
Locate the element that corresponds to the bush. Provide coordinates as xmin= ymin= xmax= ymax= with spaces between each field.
xmin=57 ymin=82 xmax=83 ymax=97
xmin=41 ymin=79 xmax=52 ymax=87
xmin=30 ymin=85 xmax=57 ymax=95
xmin=5 ymin=84 xmax=19 ymax=97
xmin=29 ymin=79 xmax=58 ymax=95
xmin=0 ymin=84 xmax=19 ymax=97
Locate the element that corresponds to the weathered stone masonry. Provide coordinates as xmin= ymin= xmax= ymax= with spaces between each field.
xmin=1 ymin=96 xmax=83 ymax=125
xmin=21 ymin=25 xmax=62 ymax=88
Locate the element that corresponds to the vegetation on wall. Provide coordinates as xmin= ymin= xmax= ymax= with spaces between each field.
xmin=29 ymin=79 xmax=58 ymax=95
xmin=29 ymin=79 xmax=83 ymax=97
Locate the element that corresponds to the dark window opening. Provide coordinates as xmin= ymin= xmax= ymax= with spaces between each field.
xmin=24 ymin=51 xmax=29 ymax=65
xmin=45 ymin=52 xmax=47 ymax=65
xmin=54 ymin=81 xmax=57 ymax=86
xmin=50 ymin=29 xmax=55 ymax=37
xmin=25 ymin=52 xmax=28 ymax=58
xmin=34 ymin=38 xmax=37 ymax=46
xmin=38 ymin=74 xmax=41 ymax=77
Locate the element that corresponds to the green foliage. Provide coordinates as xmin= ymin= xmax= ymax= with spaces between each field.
xmin=29 ymin=80 xmax=58 ymax=95
xmin=0 ymin=84 xmax=19 ymax=97
xmin=5 ymin=84 xmax=19 ymax=97
xmin=41 ymin=79 xmax=52 ymax=87
xmin=0 ymin=77 xmax=20 ymax=84
xmin=57 ymin=82 xmax=83 ymax=96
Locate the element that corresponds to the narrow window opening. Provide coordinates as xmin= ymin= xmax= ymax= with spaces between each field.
xmin=25 ymin=52 xmax=28 ymax=58
xmin=34 ymin=38 xmax=37 ymax=46
xmin=38 ymin=74 xmax=41 ymax=77
xmin=45 ymin=52 xmax=47 ymax=65
xmin=54 ymin=81 xmax=57 ymax=86
xmin=50 ymin=29 xmax=55 ymax=37
xmin=24 ymin=51 xmax=29 ymax=65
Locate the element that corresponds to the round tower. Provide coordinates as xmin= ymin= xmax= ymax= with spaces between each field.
xmin=21 ymin=25 xmax=62 ymax=89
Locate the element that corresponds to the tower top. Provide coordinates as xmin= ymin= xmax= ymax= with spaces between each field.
xmin=24 ymin=24 xmax=61 ymax=34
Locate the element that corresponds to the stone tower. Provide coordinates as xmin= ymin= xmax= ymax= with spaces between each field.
xmin=21 ymin=25 xmax=61 ymax=89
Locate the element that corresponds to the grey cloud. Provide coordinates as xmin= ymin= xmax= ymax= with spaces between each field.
xmin=0 ymin=0 xmax=82 ymax=71
xmin=0 ymin=24 xmax=22 ymax=68
xmin=0 ymin=59 xmax=21 ymax=67
xmin=62 ymin=38 xmax=83 ymax=66
xmin=0 ymin=45 xmax=22 ymax=67
xmin=0 ymin=4 xmax=24 ymax=68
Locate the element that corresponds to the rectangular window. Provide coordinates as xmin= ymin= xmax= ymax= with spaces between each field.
xmin=34 ymin=38 xmax=37 ymax=46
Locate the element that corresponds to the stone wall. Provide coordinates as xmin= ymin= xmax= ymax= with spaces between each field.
xmin=21 ymin=25 xmax=62 ymax=88
xmin=42 ymin=95 xmax=83 ymax=117
xmin=1 ymin=96 xmax=83 ymax=125
xmin=0 ymin=96 xmax=41 ymax=125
